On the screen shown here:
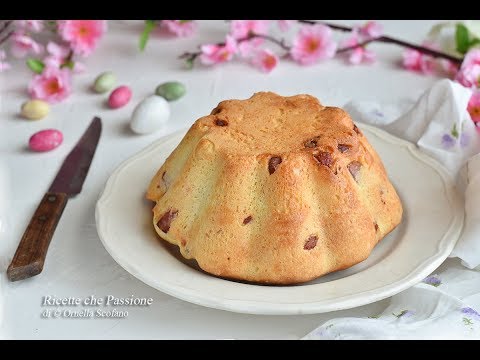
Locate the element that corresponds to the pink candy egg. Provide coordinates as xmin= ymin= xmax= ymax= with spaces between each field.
xmin=29 ymin=129 xmax=63 ymax=152
xmin=108 ymin=85 xmax=132 ymax=109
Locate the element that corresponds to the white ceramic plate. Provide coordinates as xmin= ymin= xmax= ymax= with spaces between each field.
xmin=95 ymin=124 xmax=464 ymax=315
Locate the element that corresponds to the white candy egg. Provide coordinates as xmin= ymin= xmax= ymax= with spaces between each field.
xmin=130 ymin=95 xmax=170 ymax=134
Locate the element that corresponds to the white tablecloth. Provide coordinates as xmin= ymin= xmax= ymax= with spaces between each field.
xmin=0 ymin=20 xmax=466 ymax=339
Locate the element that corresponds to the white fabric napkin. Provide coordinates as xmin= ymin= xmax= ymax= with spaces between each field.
xmin=345 ymin=79 xmax=480 ymax=267
xmin=451 ymin=152 xmax=480 ymax=268
xmin=304 ymin=79 xmax=480 ymax=340
xmin=303 ymin=265 xmax=480 ymax=340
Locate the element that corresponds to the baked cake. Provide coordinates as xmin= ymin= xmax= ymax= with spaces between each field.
xmin=146 ymin=92 xmax=402 ymax=284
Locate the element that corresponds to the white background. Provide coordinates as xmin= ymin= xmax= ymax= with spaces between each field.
xmin=0 ymin=20 xmax=455 ymax=339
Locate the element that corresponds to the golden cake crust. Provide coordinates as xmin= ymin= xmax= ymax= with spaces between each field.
xmin=146 ymin=92 xmax=403 ymax=284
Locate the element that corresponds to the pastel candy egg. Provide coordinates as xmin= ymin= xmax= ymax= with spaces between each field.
xmin=29 ymin=129 xmax=63 ymax=152
xmin=130 ymin=95 xmax=170 ymax=134
xmin=21 ymin=99 xmax=50 ymax=120
xmin=155 ymin=81 xmax=186 ymax=101
xmin=108 ymin=86 xmax=132 ymax=109
xmin=93 ymin=71 xmax=116 ymax=93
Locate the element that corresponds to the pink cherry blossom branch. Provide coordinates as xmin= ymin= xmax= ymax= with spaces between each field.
xmin=179 ymin=31 xmax=383 ymax=63
xmin=181 ymin=20 xmax=463 ymax=67
xmin=255 ymin=33 xmax=290 ymax=51
xmin=336 ymin=39 xmax=379 ymax=53
xmin=179 ymin=32 xmax=290 ymax=64
xmin=299 ymin=20 xmax=463 ymax=64
xmin=251 ymin=34 xmax=378 ymax=55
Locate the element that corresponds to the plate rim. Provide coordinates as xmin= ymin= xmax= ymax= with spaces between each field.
xmin=95 ymin=123 xmax=464 ymax=315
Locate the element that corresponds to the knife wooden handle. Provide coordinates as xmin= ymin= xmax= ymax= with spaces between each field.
xmin=7 ymin=192 xmax=68 ymax=282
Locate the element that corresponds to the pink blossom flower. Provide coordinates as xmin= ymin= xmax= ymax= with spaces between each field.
xmin=161 ymin=20 xmax=197 ymax=37
xmin=250 ymin=48 xmax=278 ymax=73
xmin=402 ymin=41 xmax=438 ymax=75
xmin=238 ymin=37 xmax=264 ymax=58
xmin=43 ymin=42 xmax=70 ymax=68
xmin=43 ymin=42 xmax=86 ymax=74
xmin=230 ymin=20 xmax=269 ymax=58
xmin=290 ymin=24 xmax=337 ymax=65
xmin=58 ymin=20 xmax=107 ymax=57
xmin=28 ymin=66 xmax=72 ymax=103
xmin=0 ymin=50 xmax=10 ymax=72
xmin=277 ymin=20 xmax=295 ymax=32
xmin=200 ymin=35 xmax=237 ymax=65
xmin=348 ymin=46 xmax=376 ymax=65
xmin=341 ymin=32 xmax=376 ymax=65
xmin=230 ymin=20 xmax=270 ymax=39
xmin=10 ymin=32 xmax=43 ymax=58
xmin=468 ymin=91 xmax=480 ymax=124
xmin=357 ymin=21 xmax=383 ymax=39
xmin=455 ymin=48 xmax=480 ymax=88
xmin=16 ymin=20 xmax=44 ymax=33
xmin=440 ymin=59 xmax=459 ymax=78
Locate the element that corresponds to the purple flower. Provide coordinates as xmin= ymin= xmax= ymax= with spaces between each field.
xmin=441 ymin=134 xmax=456 ymax=149
xmin=423 ymin=275 xmax=442 ymax=287
xmin=461 ymin=307 xmax=480 ymax=320
xmin=460 ymin=132 xmax=470 ymax=147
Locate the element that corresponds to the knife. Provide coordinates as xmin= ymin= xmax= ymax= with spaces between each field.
xmin=7 ymin=117 xmax=102 ymax=282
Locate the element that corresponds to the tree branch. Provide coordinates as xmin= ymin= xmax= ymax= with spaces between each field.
xmin=0 ymin=20 xmax=14 ymax=47
xmin=299 ymin=20 xmax=463 ymax=64
xmin=179 ymin=32 xmax=290 ymax=63
xmin=181 ymin=20 xmax=464 ymax=67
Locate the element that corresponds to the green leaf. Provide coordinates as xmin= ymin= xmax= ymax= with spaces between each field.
xmin=455 ymin=24 xmax=470 ymax=54
xmin=451 ymin=124 xmax=459 ymax=139
xmin=139 ymin=20 xmax=156 ymax=52
xmin=462 ymin=20 xmax=480 ymax=40
xmin=26 ymin=58 xmax=45 ymax=74
xmin=469 ymin=38 xmax=480 ymax=48
xmin=184 ymin=57 xmax=194 ymax=70
xmin=61 ymin=60 xmax=75 ymax=70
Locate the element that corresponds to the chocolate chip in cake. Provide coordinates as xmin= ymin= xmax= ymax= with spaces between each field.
xmin=374 ymin=223 xmax=379 ymax=232
xmin=304 ymin=235 xmax=318 ymax=250
xmin=304 ymin=136 xmax=320 ymax=148
xmin=268 ymin=156 xmax=282 ymax=174
xmin=314 ymin=151 xmax=333 ymax=167
xmin=353 ymin=124 xmax=362 ymax=135
xmin=215 ymin=119 xmax=228 ymax=126
xmin=243 ymin=215 xmax=253 ymax=225
xmin=337 ymin=144 xmax=350 ymax=153
xmin=348 ymin=161 xmax=362 ymax=182
xmin=157 ymin=209 xmax=178 ymax=233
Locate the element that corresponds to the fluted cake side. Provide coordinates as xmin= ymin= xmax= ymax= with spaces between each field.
xmin=146 ymin=92 xmax=403 ymax=284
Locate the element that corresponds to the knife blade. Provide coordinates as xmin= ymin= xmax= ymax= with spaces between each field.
xmin=49 ymin=116 xmax=102 ymax=195
xmin=7 ymin=117 xmax=102 ymax=282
